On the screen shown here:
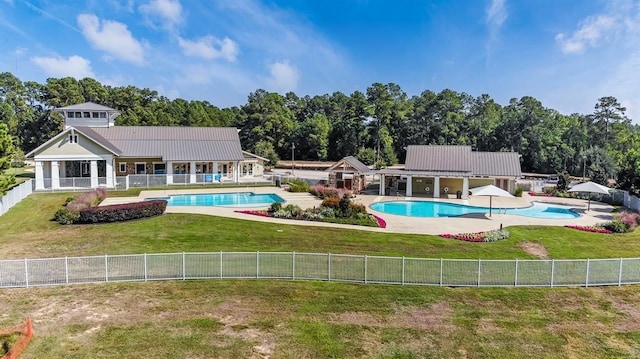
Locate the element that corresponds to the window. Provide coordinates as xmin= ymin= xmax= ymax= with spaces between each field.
xmin=81 ymin=161 xmax=90 ymax=176
xmin=83 ymin=112 xmax=90 ymax=118
xmin=119 ymin=162 xmax=127 ymax=173
xmin=135 ymin=163 xmax=146 ymax=174
xmin=69 ymin=134 xmax=78 ymax=144
xmin=153 ymin=163 xmax=166 ymax=174
xmin=99 ymin=112 xmax=107 ymax=118
xmin=68 ymin=112 xmax=75 ymax=118
xmin=92 ymin=112 xmax=99 ymax=118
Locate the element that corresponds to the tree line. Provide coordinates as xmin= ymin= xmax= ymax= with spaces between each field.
xmin=1 ymin=72 xmax=639 ymax=192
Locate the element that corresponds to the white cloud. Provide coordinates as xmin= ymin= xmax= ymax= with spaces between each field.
xmin=266 ymin=60 xmax=300 ymax=92
xmin=139 ymin=0 xmax=183 ymax=29
xmin=31 ymin=55 xmax=95 ymax=79
xmin=13 ymin=47 xmax=26 ymax=56
xmin=178 ymin=36 xmax=238 ymax=61
xmin=556 ymin=15 xmax=617 ymax=54
xmin=485 ymin=0 xmax=507 ymax=29
xmin=77 ymin=14 xmax=144 ymax=65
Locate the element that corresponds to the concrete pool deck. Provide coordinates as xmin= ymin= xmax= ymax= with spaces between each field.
xmin=100 ymin=187 xmax=615 ymax=235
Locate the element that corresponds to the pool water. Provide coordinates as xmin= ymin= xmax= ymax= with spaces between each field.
xmin=370 ymin=201 xmax=579 ymax=219
xmin=149 ymin=192 xmax=284 ymax=207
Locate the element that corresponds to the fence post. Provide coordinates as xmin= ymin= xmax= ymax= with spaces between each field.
xmin=182 ymin=252 xmax=186 ymax=280
xmin=402 ymin=257 xmax=405 ymax=285
xmin=550 ymin=259 xmax=555 ymax=288
xmin=24 ymin=258 xmax=28 ymax=288
xmin=65 ymin=256 xmax=69 ymax=285
xmin=618 ymin=258 xmax=623 ymax=286
xmin=105 ymin=254 xmax=109 ymax=282
xmin=256 ymin=251 xmax=260 ymax=279
xmin=292 ymin=251 xmax=296 ymax=280
xmin=514 ymin=259 xmax=518 ymax=287
xmin=364 ymin=255 xmax=367 ymax=284
xmin=144 ymin=253 xmax=148 ymax=282
xmin=328 ymin=253 xmax=332 ymax=281
xmin=439 ymin=258 xmax=443 ymax=286
xmin=585 ymin=258 xmax=590 ymax=287
xmin=220 ymin=251 xmax=223 ymax=279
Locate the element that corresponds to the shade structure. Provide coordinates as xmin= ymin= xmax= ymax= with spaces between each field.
xmin=469 ymin=185 xmax=515 ymax=216
xmin=568 ymin=181 xmax=611 ymax=210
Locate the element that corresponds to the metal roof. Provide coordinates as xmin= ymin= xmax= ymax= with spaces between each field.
xmin=56 ymin=102 xmax=120 ymax=112
xmin=405 ymin=145 xmax=472 ymax=172
xmin=79 ymin=126 xmax=246 ymax=161
xmin=472 ymin=152 xmax=522 ymax=177
xmin=326 ymin=156 xmax=372 ymax=173
xmin=381 ymin=145 xmax=521 ymax=178
xmin=74 ymin=127 xmax=122 ymax=155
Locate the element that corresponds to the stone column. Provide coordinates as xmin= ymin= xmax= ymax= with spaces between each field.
xmin=434 ymin=177 xmax=440 ymax=198
xmin=51 ymin=161 xmax=60 ymax=189
xmin=35 ymin=161 xmax=44 ymax=190
xmin=189 ymin=161 xmax=197 ymax=183
xmin=90 ymin=160 xmax=98 ymax=188
xmin=462 ymin=177 xmax=469 ymax=200
xmin=405 ymin=176 xmax=412 ymax=197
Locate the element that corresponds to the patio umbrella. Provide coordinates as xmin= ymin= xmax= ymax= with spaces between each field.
xmin=469 ymin=185 xmax=515 ymax=217
xmin=568 ymin=181 xmax=610 ymax=210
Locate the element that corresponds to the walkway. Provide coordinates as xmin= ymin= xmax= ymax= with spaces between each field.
xmin=100 ymin=186 xmax=614 ymax=235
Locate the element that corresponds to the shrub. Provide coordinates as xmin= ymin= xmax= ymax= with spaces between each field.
xmin=616 ymin=211 xmax=639 ymax=230
xmin=321 ymin=196 xmax=340 ymax=209
xmin=54 ymin=207 xmax=80 ymax=225
xmin=602 ymin=220 xmax=631 ymax=233
xmin=309 ymin=185 xmax=352 ymax=199
xmin=287 ymin=180 xmax=310 ymax=193
xmin=349 ymin=202 xmax=367 ymax=215
xmin=267 ymin=201 xmax=283 ymax=214
xmin=515 ymin=187 xmax=523 ymax=197
xmin=78 ymin=200 xmax=167 ymax=224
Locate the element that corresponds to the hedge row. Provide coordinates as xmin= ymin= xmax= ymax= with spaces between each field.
xmin=77 ymin=200 xmax=167 ymax=224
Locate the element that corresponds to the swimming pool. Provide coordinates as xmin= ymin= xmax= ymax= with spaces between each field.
xmin=149 ymin=192 xmax=284 ymax=207
xmin=370 ymin=201 xmax=579 ymax=219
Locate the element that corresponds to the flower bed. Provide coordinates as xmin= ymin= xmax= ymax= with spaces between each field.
xmin=439 ymin=229 xmax=510 ymax=243
xmin=565 ymin=225 xmax=612 ymax=234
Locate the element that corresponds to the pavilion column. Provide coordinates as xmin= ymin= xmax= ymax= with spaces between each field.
xmin=166 ymin=161 xmax=173 ymax=184
xmin=233 ymin=162 xmax=240 ymax=182
xmin=434 ymin=177 xmax=441 ymax=198
xmin=462 ymin=177 xmax=469 ymax=199
xmin=35 ymin=161 xmax=44 ymax=190
xmin=90 ymin=160 xmax=98 ymax=188
xmin=51 ymin=161 xmax=60 ymax=189
xmin=405 ymin=176 xmax=412 ymax=197
xmin=105 ymin=159 xmax=114 ymax=188
xmin=379 ymin=174 xmax=386 ymax=195
xmin=189 ymin=161 xmax=197 ymax=183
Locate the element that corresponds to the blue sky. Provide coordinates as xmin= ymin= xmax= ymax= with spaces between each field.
xmin=1 ymin=0 xmax=640 ymax=121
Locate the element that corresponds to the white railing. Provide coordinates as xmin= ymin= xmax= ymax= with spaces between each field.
xmin=0 ymin=180 xmax=32 ymax=216
xmin=1 ymin=251 xmax=639 ymax=289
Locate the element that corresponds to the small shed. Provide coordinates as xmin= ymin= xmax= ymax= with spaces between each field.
xmin=326 ymin=156 xmax=372 ymax=194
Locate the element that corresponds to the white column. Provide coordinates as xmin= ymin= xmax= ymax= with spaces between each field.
xmin=233 ymin=162 xmax=240 ymax=182
xmin=35 ymin=161 xmax=44 ymax=190
xmin=379 ymin=174 xmax=386 ymax=195
xmin=90 ymin=160 xmax=98 ymax=188
xmin=105 ymin=159 xmax=114 ymax=188
xmin=189 ymin=161 xmax=196 ymax=183
xmin=166 ymin=161 xmax=173 ymax=184
xmin=462 ymin=177 xmax=469 ymax=199
xmin=405 ymin=176 xmax=412 ymax=197
xmin=51 ymin=161 xmax=60 ymax=189
xmin=434 ymin=177 xmax=440 ymax=198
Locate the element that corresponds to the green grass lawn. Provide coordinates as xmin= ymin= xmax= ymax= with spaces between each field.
xmin=2 ymin=190 xmax=640 ymax=358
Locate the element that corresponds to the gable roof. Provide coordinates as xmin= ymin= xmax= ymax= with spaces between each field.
xmin=79 ymin=126 xmax=245 ymax=161
xmin=399 ymin=145 xmax=521 ymax=178
xmin=405 ymin=145 xmax=472 ymax=172
xmin=242 ymin=151 xmax=269 ymax=162
xmin=326 ymin=156 xmax=372 ymax=174
xmin=25 ymin=126 xmax=122 ymax=158
xmin=56 ymin=102 xmax=120 ymax=112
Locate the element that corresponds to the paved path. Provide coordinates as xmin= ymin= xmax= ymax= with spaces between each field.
xmin=100 ymin=187 xmax=614 ymax=235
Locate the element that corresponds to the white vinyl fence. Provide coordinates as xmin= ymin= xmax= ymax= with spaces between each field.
xmin=2 ymin=252 xmax=640 ymax=289
xmin=0 ymin=180 xmax=32 ymax=216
